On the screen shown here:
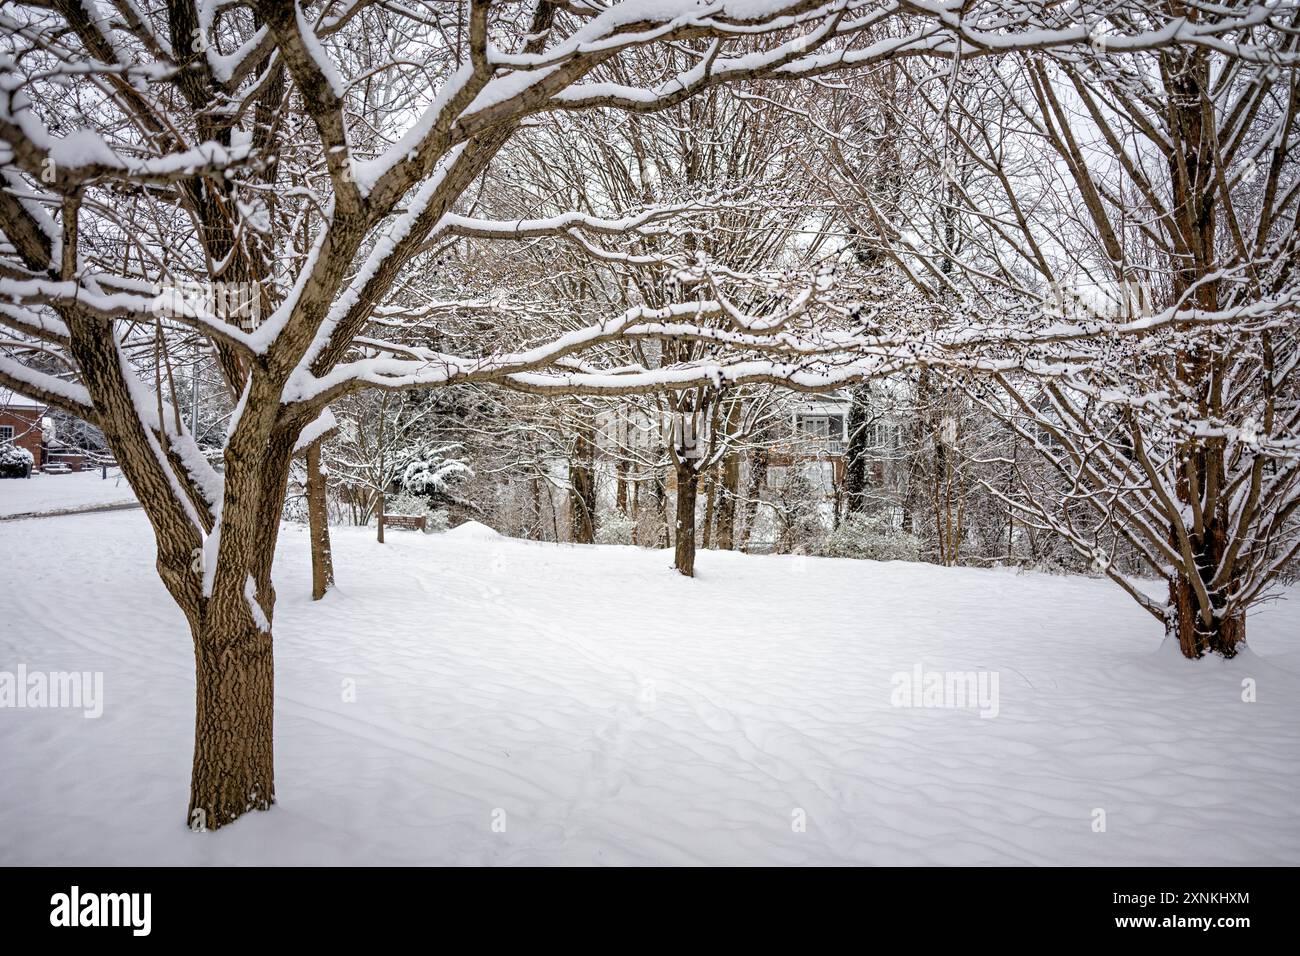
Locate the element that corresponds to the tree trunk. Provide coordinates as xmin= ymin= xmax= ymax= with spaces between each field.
xmin=529 ymin=475 xmax=542 ymax=540
xmin=188 ymin=610 xmax=275 ymax=831
xmin=182 ymin=422 xmax=294 ymax=830
xmin=615 ymin=415 xmax=629 ymax=517
xmin=715 ymin=450 xmax=740 ymax=550
xmin=740 ymin=447 xmax=768 ymax=551
xmin=1161 ymin=55 xmax=1242 ymax=662
xmin=674 ymin=462 xmax=699 ymax=576
xmin=569 ymin=418 xmax=597 ymax=543
xmin=653 ymin=467 xmax=669 ymax=548
xmin=1168 ymin=573 xmax=1245 ymax=659
xmin=1166 ymin=514 xmax=1246 ymax=658
xmin=902 ymin=367 xmax=934 ymax=538
xmin=306 ymin=440 xmax=334 ymax=600
xmin=701 ymin=473 xmax=716 ymax=549
xmin=629 ymin=478 xmax=639 ymax=546
xmin=376 ymin=488 xmax=385 ymax=543
xmin=843 ymin=382 xmax=872 ymax=513
xmin=616 ymin=459 xmax=628 ymax=515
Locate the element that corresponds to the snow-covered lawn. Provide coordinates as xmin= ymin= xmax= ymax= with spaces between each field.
xmin=0 ymin=469 xmax=135 ymax=517
xmin=1 ymin=510 xmax=1297 ymax=865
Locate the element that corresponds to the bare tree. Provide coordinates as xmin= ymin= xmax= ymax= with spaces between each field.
xmin=817 ymin=14 xmax=1300 ymax=656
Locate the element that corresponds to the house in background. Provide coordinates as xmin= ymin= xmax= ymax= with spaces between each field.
xmin=767 ymin=389 xmax=910 ymax=508
xmin=773 ymin=392 xmax=906 ymax=486
xmin=0 ymin=402 xmax=90 ymax=473
xmin=0 ymin=403 xmax=45 ymax=472
xmin=768 ymin=393 xmax=851 ymax=492
xmin=792 ymin=394 xmax=850 ymax=456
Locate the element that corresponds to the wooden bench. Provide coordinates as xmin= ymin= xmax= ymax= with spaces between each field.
xmin=381 ymin=513 xmax=427 ymax=532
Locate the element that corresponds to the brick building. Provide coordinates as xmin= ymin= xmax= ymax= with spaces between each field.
xmin=0 ymin=403 xmax=88 ymax=473
xmin=0 ymin=404 xmax=44 ymax=468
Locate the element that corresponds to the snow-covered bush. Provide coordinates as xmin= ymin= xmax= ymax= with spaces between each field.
xmin=820 ymin=511 xmax=920 ymax=562
xmin=1 ymin=443 xmax=34 ymax=465
xmin=767 ymin=467 xmax=831 ymax=553
xmin=595 ymin=512 xmax=636 ymax=545
xmin=402 ymin=452 xmax=470 ymax=495
xmin=0 ymin=442 xmax=34 ymax=478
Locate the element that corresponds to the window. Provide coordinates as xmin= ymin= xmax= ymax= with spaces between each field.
xmin=0 ymin=426 xmax=13 ymax=442
xmin=801 ymin=415 xmax=830 ymax=437
xmin=870 ymin=422 xmax=904 ymax=450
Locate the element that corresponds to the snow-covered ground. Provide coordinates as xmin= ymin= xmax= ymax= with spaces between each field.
xmin=0 ymin=469 xmax=135 ymax=517
xmin=1 ymin=509 xmax=1297 ymax=865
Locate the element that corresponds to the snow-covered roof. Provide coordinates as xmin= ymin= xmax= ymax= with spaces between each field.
xmin=1 ymin=386 xmax=47 ymax=412
xmin=794 ymin=393 xmax=850 ymax=415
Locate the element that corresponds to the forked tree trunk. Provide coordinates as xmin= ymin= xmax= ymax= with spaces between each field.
xmin=1159 ymin=54 xmax=1244 ymax=662
xmin=674 ymin=462 xmax=699 ymax=576
xmin=306 ymin=440 xmax=334 ymax=600
xmin=1167 ymin=518 xmax=1246 ymax=659
xmin=1168 ymin=575 xmax=1245 ymax=659
xmin=187 ymin=607 xmax=275 ymax=831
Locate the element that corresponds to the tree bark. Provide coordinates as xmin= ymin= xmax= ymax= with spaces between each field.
xmin=306 ymin=440 xmax=334 ymax=600
xmin=715 ymin=450 xmax=740 ymax=550
xmin=615 ymin=414 xmax=629 ymax=517
xmin=739 ymin=447 xmax=768 ymax=551
xmin=629 ymin=477 xmax=639 ymax=546
xmin=616 ymin=458 xmax=629 ymax=515
xmin=1168 ymin=574 xmax=1245 ymax=659
xmin=186 ymin=427 xmax=294 ymax=830
xmin=701 ymin=472 xmax=716 ymax=549
xmin=187 ymin=598 xmax=275 ymax=831
xmin=529 ymin=475 xmax=542 ymax=540
xmin=1166 ymin=515 xmax=1246 ymax=658
xmin=843 ymin=382 xmax=872 ymax=514
xmin=1161 ymin=51 xmax=1242 ymax=660
xmin=674 ymin=461 xmax=699 ymax=576
xmin=569 ymin=417 xmax=597 ymax=543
